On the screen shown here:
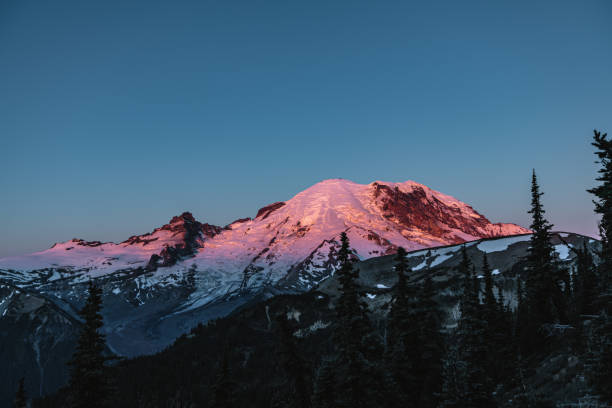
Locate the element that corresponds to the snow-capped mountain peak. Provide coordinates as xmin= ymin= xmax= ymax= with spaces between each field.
xmin=0 ymin=178 xmax=528 ymax=308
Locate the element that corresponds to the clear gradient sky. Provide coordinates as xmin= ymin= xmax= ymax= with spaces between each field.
xmin=1 ymin=0 xmax=611 ymax=257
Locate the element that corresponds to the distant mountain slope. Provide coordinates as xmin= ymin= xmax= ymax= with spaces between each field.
xmin=0 ymin=283 xmax=81 ymax=407
xmin=0 ymin=212 xmax=221 ymax=277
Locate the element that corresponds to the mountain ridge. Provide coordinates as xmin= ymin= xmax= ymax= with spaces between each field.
xmin=0 ymin=178 xmax=528 ymax=265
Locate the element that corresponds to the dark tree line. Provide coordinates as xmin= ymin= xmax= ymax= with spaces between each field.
xmin=423 ymin=130 xmax=611 ymax=407
xmin=587 ymin=130 xmax=612 ymax=401
xmin=311 ymin=233 xmax=445 ymax=408
xmin=67 ymin=281 xmax=113 ymax=408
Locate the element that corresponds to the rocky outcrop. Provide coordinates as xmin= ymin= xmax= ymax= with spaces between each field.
xmin=255 ymin=202 xmax=286 ymax=220
xmin=372 ymin=182 xmax=528 ymax=243
xmin=143 ymin=212 xmax=223 ymax=270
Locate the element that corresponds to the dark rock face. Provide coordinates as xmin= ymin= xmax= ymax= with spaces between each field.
xmin=168 ymin=211 xmax=197 ymax=225
xmin=52 ymin=239 xmax=104 ymax=249
xmin=121 ymin=235 xmax=160 ymax=246
xmin=146 ymin=254 xmax=161 ymax=271
xmin=73 ymin=239 xmax=104 ymax=247
xmin=364 ymin=229 xmax=397 ymax=255
xmin=156 ymin=212 xmax=222 ymax=245
xmin=142 ymin=212 xmax=223 ymax=270
xmin=124 ymin=212 xmax=222 ymax=248
xmin=226 ymin=218 xmax=252 ymax=229
xmin=371 ymin=183 xmax=513 ymax=243
xmin=255 ymin=202 xmax=286 ymax=220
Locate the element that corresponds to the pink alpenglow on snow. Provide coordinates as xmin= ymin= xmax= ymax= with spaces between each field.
xmin=0 ymin=179 xmax=529 ymax=301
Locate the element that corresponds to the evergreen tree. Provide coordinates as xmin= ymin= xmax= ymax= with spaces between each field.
xmin=335 ymin=232 xmax=372 ymax=356
xmin=457 ymin=246 xmax=471 ymax=281
xmin=332 ymin=232 xmax=382 ymax=408
xmin=586 ymin=129 xmax=612 ymax=402
xmin=441 ymin=248 xmax=495 ymax=408
xmin=458 ymin=264 xmax=496 ymax=407
xmin=495 ymin=284 xmax=518 ymax=390
xmin=587 ymin=130 xmax=612 ymax=292
xmin=510 ymin=275 xmax=534 ymax=399
xmin=384 ymin=247 xmax=445 ymax=407
xmin=13 ymin=378 xmax=27 ymax=408
xmin=524 ymin=170 xmax=565 ymax=332
xmin=439 ymin=340 xmax=466 ymax=408
xmin=482 ymin=253 xmax=497 ymax=319
xmin=386 ymin=246 xmax=419 ymax=406
xmin=480 ymin=253 xmax=506 ymax=386
xmin=210 ymin=346 xmax=235 ymax=408
xmin=416 ymin=275 xmax=444 ymax=408
xmin=275 ymin=312 xmax=310 ymax=408
xmin=515 ymin=275 xmax=530 ymax=354
xmin=68 ymin=281 xmax=110 ymax=408
xmin=590 ymin=330 xmax=612 ymax=403
xmin=574 ymin=242 xmax=598 ymax=317
xmin=561 ymin=265 xmax=573 ymax=315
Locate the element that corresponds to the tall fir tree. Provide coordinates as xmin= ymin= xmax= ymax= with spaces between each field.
xmin=524 ymin=170 xmax=565 ymax=332
xmin=13 ymin=378 xmax=27 ymax=408
xmin=385 ymin=247 xmax=444 ymax=407
xmin=586 ymin=129 xmax=612 ymax=402
xmin=68 ymin=281 xmax=110 ymax=408
xmin=515 ymin=274 xmax=531 ymax=355
xmin=460 ymin=265 xmax=496 ymax=407
xmin=440 ymin=247 xmax=496 ymax=408
xmin=386 ymin=246 xmax=419 ymax=406
xmin=439 ymin=339 xmax=466 ymax=408
xmin=332 ymin=232 xmax=382 ymax=408
xmin=480 ymin=253 xmax=506 ymax=386
xmin=587 ymin=130 xmax=612 ymax=292
xmin=482 ymin=253 xmax=497 ymax=319
xmin=574 ymin=242 xmax=598 ymax=317
xmin=458 ymin=246 xmax=471 ymax=281
xmin=496 ymin=284 xmax=518 ymax=390
xmin=415 ymin=275 xmax=444 ymax=408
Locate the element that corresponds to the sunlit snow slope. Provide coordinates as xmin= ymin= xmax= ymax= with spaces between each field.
xmin=0 ymin=179 xmax=528 ymax=306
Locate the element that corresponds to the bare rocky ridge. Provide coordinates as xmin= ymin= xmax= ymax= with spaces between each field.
xmin=143 ymin=212 xmax=223 ymax=270
xmin=255 ymin=202 xmax=286 ymax=220
xmin=371 ymin=182 xmax=525 ymax=243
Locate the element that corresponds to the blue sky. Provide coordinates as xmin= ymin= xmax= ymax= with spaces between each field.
xmin=1 ymin=0 xmax=611 ymax=256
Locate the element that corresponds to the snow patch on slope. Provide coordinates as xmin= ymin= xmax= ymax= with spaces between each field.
xmin=477 ymin=235 xmax=530 ymax=253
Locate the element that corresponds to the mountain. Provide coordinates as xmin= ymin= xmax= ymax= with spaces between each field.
xmin=0 ymin=179 xmax=530 ymax=402
xmin=0 ymin=179 xmax=527 ymax=288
